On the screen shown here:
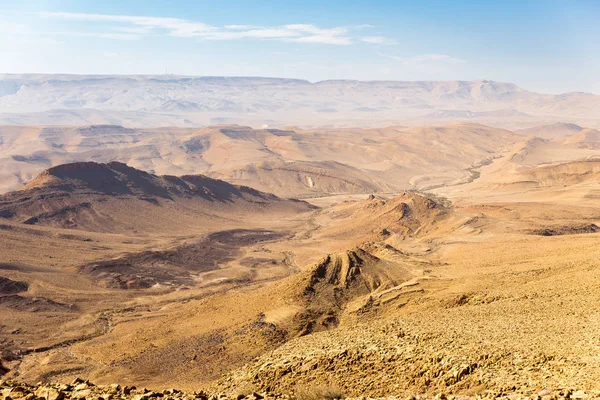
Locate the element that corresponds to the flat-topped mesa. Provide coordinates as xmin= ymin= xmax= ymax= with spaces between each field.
xmin=24 ymin=161 xmax=151 ymax=190
xmin=0 ymin=161 xmax=314 ymax=232
xmin=45 ymin=160 xmax=133 ymax=175
xmin=22 ymin=161 xmax=269 ymax=200
xmin=25 ymin=161 xmax=107 ymax=188
xmin=75 ymin=125 xmax=135 ymax=134
xmin=32 ymin=160 xmax=146 ymax=178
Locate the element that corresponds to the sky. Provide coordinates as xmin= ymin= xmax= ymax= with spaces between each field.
xmin=0 ymin=0 xmax=598 ymax=94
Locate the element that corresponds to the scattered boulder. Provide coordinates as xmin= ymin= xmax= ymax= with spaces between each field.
xmin=0 ymin=277 xmax=28 ymax=295
xmin=34 ymin=387 xmax=64 ymax=400
xmin=0 ymin=378 xmax=596 ymax=399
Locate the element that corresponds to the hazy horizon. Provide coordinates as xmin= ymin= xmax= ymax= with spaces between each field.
xmin=0 ymin=73 xmax=596 ymax=96
xmin=0 ymin=0 xmax=598 ymax=94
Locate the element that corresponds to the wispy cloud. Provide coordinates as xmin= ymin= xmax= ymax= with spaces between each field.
xmin=360 ymin=36 xmax=397 ymax=45
xmin=38 ymin=12 xmax=214 ymax=38
xmin=36 ymin=12 xmax=395 ymax=46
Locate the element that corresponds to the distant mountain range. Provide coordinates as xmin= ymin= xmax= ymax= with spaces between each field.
xmin=0 ymin=75 xmax=598 ymax=128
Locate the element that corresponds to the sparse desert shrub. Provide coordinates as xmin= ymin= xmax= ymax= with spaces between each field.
xmin=295 ymin=384 xmax=344 ymax=400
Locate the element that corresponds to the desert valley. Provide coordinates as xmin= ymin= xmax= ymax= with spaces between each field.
xmin=1 ymin=3 xmax=600 ymax=396
xmin=2 ymin=85 xmax=600 ymax=398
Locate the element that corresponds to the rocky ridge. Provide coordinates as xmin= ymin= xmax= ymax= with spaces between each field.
xmin=215 ymin=316 xmax=600 ymax=399
xmin=0 ymin=378 xmax=598 ymax=400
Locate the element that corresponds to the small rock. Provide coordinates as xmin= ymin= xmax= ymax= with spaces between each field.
xmin=123 ymin=386 xmax=135 ymax=395
xmin=109 ymin=384 xmax=121 ymax=391
xmin=35 ymin=387 xmax=65 ymax=400
xmin=10 ymin=386 xmax=26 ymax=394
xmin=72 ymin=389 xmax=92 ymax=399
xmin=537 ymin=389 xmax=552 ymax=397
xmin=572 ymin=390 xmax=588 ymax=399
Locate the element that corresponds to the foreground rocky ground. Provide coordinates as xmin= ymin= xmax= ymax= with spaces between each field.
xmin=1 ymin=379 xmax=599 ymax=400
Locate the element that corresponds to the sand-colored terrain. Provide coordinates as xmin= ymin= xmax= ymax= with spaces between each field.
xmin=0 ymin=123 xmax=520 ymax=195
xmin=2 ymin=121 xmax=600 ymax=399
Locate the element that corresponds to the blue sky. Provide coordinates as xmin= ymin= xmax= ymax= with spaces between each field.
xmin=0 ymin=0 xmax=598 ymax=94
